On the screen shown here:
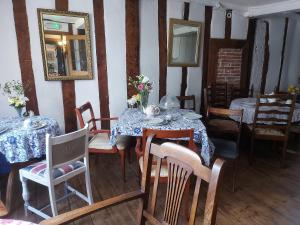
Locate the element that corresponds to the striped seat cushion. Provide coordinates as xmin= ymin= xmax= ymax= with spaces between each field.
xmin=21 ymin=161 xmax=84 ymax=179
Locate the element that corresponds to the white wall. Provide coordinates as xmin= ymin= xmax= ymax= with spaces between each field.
xmin=0 ymin=0 xmax=22 ymax=117
xmin=0 ymin=0 xmax=249 ymax=129
xmin=250 ymin=15 xmax=300 ymax=94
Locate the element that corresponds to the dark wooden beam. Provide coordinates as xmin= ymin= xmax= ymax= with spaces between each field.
xmin=55 ymin=0 xmax=77 ymax=133
xmin=12 ymin=0 xmax=39 ymax=115
xmin=126 ymin=0 xmax=140 ymax=98
xmin=260 ymin=21 xmax=270 ymax=94
xmin=245 ymin=18 xmax=257 ymax=96
xmin=93 ymin=0 xmax=111 ymax=129
xmin=225 ymin=10 xmax=232 ymax=39
xmin=276 ymin=17 xmax=289 ymax=92
xmin=200 ymin=6 xmax=213 ymax=114
xmin=158 ymin=0 xmax=167 ymax=100
xmin=180 ymin=2 xmax=190 ymax=108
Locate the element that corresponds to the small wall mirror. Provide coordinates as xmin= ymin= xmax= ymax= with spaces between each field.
xmin=38 ymin=9 xmax=93 ymax=80
xmin=168 ymin=18 xmax=202 ymax=67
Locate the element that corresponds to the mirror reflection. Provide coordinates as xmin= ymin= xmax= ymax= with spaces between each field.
xmin=38 ymin=9 xmax=93 ymax=80
xmin=168 ymin=19 xmax=201 ymax=67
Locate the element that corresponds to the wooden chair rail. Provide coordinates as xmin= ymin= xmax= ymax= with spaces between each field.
xmin=257 ymin=110 xmax=290 ymax=115
xmin=40 ymin=191 xmax=145 ymax=225
xmin=255 ymin=118 xmax=288 ymax=123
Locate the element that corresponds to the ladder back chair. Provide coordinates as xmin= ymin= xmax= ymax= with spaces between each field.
xmin=40 ymin=140 xmax=225 ymax=225
xmin=75 ymin=102 xmax=129 ymax=181
xmin=19 ymin=125 xmax=93 ymax=219
xmin=248 ymin=94 xmax=296 ymax=167
xmin=177 ymin=95 xmax=196 ymax=111
xmin=210 ymin=82 xmax=228 ymax=108
xmin=205 ymin=107 xmax=243 ymax=192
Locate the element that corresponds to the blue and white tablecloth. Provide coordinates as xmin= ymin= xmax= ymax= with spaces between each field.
xmin=0 ymin=116 xmax=61 ymax=164
xmin=110 ymin=108 xmax=214 ymax=166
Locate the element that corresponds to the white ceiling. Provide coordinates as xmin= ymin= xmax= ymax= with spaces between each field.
xmin=221 ymin=0 xmax=285 ymax=8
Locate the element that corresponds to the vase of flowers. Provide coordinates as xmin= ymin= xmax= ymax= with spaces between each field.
xmin=128 ymin=74 xmax=153 ymax=112
xmin=287 ymin=85 xmax=300 ymax=95
xmin=0 ymin=80 xmax=29 ymax=118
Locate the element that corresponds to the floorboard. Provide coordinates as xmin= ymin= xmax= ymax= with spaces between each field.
xmin=4 ymin=140 xmax=300 ymax=225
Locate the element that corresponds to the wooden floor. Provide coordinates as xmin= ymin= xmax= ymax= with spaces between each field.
xmin=4 ymin=139 xmax=300 ymax=225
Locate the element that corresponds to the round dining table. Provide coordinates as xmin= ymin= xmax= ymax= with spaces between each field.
xmin=0 ymin=116 xmax=60 ymax=215
xmin=229 ymin=97 xmax=300 ymax=124
xmin=110 ymin=108 xmax=214 ymax=166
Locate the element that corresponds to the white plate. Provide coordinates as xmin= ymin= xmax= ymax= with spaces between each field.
xmin=0 ymin=127 xmax=8 ymax=134
xmin=31 ymin=123 xmax=47 ymax=130
xmin=147 ymin=118 xmax=164 ymax=125
xmin=183 ymin=113 xmax=202 ymax=120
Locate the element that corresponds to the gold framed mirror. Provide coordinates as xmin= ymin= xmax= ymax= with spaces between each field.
xmin=168 ymin=18 xmax=202 ymax=67
xmin=38 ymin=9 xmax=93 ymax=80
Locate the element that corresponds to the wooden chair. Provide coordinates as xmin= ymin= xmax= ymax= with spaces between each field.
xmin=176 ymin=95 xmax=196 ymax=111
xmin=211 ymin=82 xmax=228 ymax=108
xmin=248 ymin=94 xmax=296 ymax=167
xmin=75 ymin=102 xmax=129 ymax=181
xmin=229 ymin=84 xmax=254 ymax=102
xmin=206 ymin=107 xmax=243 ymax=192
xmin=19 ymin=125 xmax=93 ymax=219
xmin=40 ymin=140 xmax=225 ymax=225
xmin=203 ymin=97 xmax=240 ymax=136
xmin=136 ymin=129 xmax=196 ymax=218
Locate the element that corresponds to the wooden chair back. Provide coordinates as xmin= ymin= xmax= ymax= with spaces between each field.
xmin=253 ymin=94 xmax=296 ymax=138
xmin=211 ymin=82 xmax=228 ymax=108
xmin=139 ymin=139 xmax=225 ymax=225
xmin=46 ymin=124 xmax=89 ymax=171
xmin=207 ymin=107 xmax=243 ymax=144
xmin=137 ymin=128 xmax=195 ymax=159
xmin=40 ymin=141 xmax=225 ymax=225
xmin=176 ymin=95 xmax=196 ymax=111
xmin=75 ymin=102 xmax=97 ymax=131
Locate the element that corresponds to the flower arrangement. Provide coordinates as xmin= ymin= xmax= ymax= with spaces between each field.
xmin=287 ymin=85 xmax=300 ymax=94
xmin=128 ymin=74 xmax=153 ymax=109
xmin=0 ymin=80 xmax=29 ymax=116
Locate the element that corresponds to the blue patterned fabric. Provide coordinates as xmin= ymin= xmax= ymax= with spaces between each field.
xmin=110 ymin=108 xmax=214 ymax=166
xmin=21 ymin=160 xmax=84 ymax=179
xmin=0 ymin=116 xmax=61 ymax=164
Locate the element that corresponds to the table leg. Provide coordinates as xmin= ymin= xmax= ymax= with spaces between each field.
xmin=135 ymin=137 xmax=142 ymax=157
xmin=5 ymin=165 xmax=17 ymax=215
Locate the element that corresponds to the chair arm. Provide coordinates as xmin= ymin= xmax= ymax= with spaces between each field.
xmin=89 ymin=129 xmax=111 ymax=136
xmin=94 ymin=117 xmax=118 ymax=121
xmin=40 ymin=190 xmax=145 ymax=225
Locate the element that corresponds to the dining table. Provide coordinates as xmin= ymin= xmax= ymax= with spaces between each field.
xmin=229 ymin=97 xmax=300 ymax=124
xmin=110 ymin=108 xmax=214 ymax=166
xmin=0 ymin=116 xmax=60 ymax=215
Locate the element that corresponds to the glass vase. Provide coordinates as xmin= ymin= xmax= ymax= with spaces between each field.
xmin=15 ymin=107 xmax=24 ymax=118
xmin=140 ymin=93 xmax=149 ymax=112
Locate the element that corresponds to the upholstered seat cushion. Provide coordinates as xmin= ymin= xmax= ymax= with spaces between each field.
xmin=89 ymin=133 xmax=129 ymax=150
xmin=139 ymin=157 xmax=168 ymax=177
xmin=247 ymin=125 xmax=285 ymax=136
xmin=20 ymin=161 xmax=84 ymax=179
xmin=211 ymin=138 xmax=238 ymax=159
xmin=208 ymin=119 xmax=239 ymax=133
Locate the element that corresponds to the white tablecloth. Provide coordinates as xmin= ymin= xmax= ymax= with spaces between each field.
xmin=229 ymin=98 xmax=300 ymax=124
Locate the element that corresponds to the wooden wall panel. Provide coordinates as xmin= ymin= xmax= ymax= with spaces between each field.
xmin=179 ymin=2 xmax=190 ymax=108
xmin=93 ymin=0 xmax=110 ymax=129
xmin=260 ymin=21 xmax=270 ymax=94
xmin=12 ymin=0 xmax=39 ymax=115
xmin=126 ymin=0 xmax=140 ymax=98
xmin=246 ymin=18 xmax=257 ymax=93
xmin=200 ymin=6 xmax=212 ymax=113
xmin=158 ymin=0 xmax=167 ymax=100
xmin=225 ymin=10 xmax=232 ymax=39
xmin=55 ymin=0 xmax=77 ymax=133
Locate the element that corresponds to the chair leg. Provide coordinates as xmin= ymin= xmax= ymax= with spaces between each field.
xmin=281 ymin=141 xmax=288 ymax=168
xmin=249 ymin=137 xmax=255 ymax=165
xmin=20 ymin=175 xmax=29 ymax=216
xmin=48 ymin=185 xmax=58 ymax=217
xmin=85 ymin=169 xmax=94 ymax=205
xmin=119 ymin=150 xmax=126 ymax=182
xmin=232 ymin=160 xmax=238 ymax=192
